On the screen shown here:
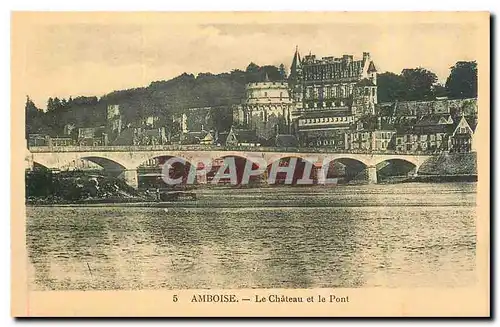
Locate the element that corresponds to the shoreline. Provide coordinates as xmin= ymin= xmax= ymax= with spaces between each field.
xmin=26 ymin=178 xmax=477 ymax=207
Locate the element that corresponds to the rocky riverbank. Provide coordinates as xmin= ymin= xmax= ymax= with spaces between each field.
xmin=25 ymin=170 xmax=148 ymax=205
xmin=416 ymin=152 xmax=477 ymax=182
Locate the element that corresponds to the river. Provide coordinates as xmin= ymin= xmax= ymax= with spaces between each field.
xmin=26 ymin=182 xmax=477 ymax=290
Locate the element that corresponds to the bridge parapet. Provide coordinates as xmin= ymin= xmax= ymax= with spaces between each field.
xmin=28 ymin=147 xmax=435 ymax=187
xmin=28 ymin=145 xmax=433 ymax=156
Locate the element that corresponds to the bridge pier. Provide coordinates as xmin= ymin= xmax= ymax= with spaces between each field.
xmin=410 ymin=165 xmax=420 ymax=178
xmin=367 ymin=165 xmax=378 ymax=184
xmin=119 ymin=169 xmax=138 ymax=188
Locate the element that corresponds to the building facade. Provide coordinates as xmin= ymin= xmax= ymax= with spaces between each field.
xmin=345 ymin=129 xmax=396 ymax=152
xmin=449 ymin=115 xmax=477 ymax=153
xmin=289 ymin=48 xmax=379 ymax=148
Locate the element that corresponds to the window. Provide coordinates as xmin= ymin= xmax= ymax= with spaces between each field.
xmin=318 ymin=88 xmax=324 ymax=100
xmin=264 ymin=92 xmax=268 ymax=97
xmin=372 ymin=88 xmax=376 ymax=96
xmin=327 ymin=87 xmax=332 ymax=98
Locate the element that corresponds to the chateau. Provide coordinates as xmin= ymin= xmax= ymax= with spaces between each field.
xmin=289 ymin=48 xmax=378 ymax=147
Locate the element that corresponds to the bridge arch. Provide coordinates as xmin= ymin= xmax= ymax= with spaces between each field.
xmin=136 ymin=155 xmax=195 ymax=189
xmin=375 ymin=158 xmax=420 ymax=182
xmin=209 ymin=154 xmax=264 ymax=186
xmin=265 ymin=155 xmax=320 ymax=185
xmin=56 ymin=156 xmax=127 ymax=176
xmin=322 ymin=157 xmax=369 ymax=184
xmin=54 ymin=156 xmax=142 ymax=188
xmin=374 ymin=156 xmax=422 ymax=168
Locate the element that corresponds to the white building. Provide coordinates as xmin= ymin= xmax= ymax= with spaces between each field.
xmin=239 ymin=74 xmax=295 ymax=140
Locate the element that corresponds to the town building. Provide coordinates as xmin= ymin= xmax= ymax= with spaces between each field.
xmin=48 ymin=137 xmax=76 ymax=147
xmin=199 ymin=126 xmax=262 ymax=147
xmin=345 ymin=129 xmax=396 ymax=152
xmin=77 ymin=126 xmax=108 ymax=146
xmin=394 ymin=114 xmax=454 ymax=153
xmin=28 ymin=134 xmax=50 ymax=147
xmin=111 ymin=125 xmax=168 ymax=146
xmin=449 ymin=115 xmax=477 ymax=153
xmin=173 ymin=107 xmax=212 ymax=134
xmin=297 ymin=111 xmax=354 ymax=148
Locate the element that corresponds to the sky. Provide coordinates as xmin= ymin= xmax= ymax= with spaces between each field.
xmin=20 ymin=20 xmax=480 ymax=109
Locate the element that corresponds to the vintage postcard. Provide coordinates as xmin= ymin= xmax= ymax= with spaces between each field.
xmin=11 ymin=12 xmax=490 ymax=317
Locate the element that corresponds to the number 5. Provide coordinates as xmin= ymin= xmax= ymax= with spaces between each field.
xmin=173 ymin=295 xmax=178 ymax=302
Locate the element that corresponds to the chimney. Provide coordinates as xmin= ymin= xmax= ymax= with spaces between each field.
xmin=363 ymin=52 xmax=370 ymax=62
xmin=342 ymin=55 xmax=353 ymax=64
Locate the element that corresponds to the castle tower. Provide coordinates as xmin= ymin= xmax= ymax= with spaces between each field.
xmin=288 ymin=46 xmax=304 ymax=115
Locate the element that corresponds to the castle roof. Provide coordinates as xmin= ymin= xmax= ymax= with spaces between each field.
xmin=289 ymin=46 xmax=302 ymax=80
xmin=367 ymin=61 xmax=377 ymax=73
xmin=415 ymin=114 xmax=453 ymax=127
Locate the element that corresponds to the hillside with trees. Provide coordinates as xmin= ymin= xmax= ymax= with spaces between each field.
xmin=26 ymin=63 xmax=287 ymax=137
xmin=376 ymin=61 xmax=477 ymax=103
xmin=25 ymin=60 xmax=477 ymax=138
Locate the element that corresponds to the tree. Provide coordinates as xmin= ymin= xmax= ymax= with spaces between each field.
xmin=210 ymin=106 xmax=233 ymax=132
xmin=25 ymin=96 xmax=42 ymax=138
xmin=52 ymin=97 xmax=62 ymax=111
xmin=400 ymin=67 xmax=438 ymax=101
xmin=445 ymin=61 xmax=477 ymax=99
xmin=25 ymin=96 xmax=38 ymax=114
xmin=245 ymin=62 xmax=261 ymax=83
xmin=47 ymin=97 xmax=54 ymax=112
xmin=377 ymin=72 xmax=405 ymax=103
xmin=432 ymin=83 xmax=447 ymax=98
xmin=259 ymin=65 xmax=281 ymax=81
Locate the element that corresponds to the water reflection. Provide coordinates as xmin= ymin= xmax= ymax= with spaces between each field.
xmin=26 ymin=182 xmax=476 ymax=290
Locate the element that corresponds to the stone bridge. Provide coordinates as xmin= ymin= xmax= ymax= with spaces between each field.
xmin=26 ymin=145 xmax=433 ymax=187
